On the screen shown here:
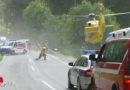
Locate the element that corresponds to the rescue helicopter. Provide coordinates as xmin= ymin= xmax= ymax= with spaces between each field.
xmin=84 ymin=3 xmax=130 ymax=44
xmin=51 ymin=3 xmax=130 ymax=44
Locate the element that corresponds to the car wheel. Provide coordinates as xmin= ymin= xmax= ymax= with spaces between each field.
xmin=10 ymin=51 xmax=14 ymax=55
xmin=87 ymin=83 xmax=94 ymax=90
xmin=77 ymin=79 xmax=83 ymax=90
xmin=112 ymin=85 xmax=117 ymax=90
xmin=68 ymin=76 xmax=74 ymax=89
xmin=23 ymin=49 xmax=27 ymax=54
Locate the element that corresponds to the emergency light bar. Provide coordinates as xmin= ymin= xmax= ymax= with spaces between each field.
xmin=82 ymin=50 xmax=98 ymax=54
xmin=107 ymin=27 xmax=130 ymax=40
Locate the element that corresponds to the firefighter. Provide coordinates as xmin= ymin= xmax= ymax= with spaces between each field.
xmin=44 ymin=40 xmax=48 ymax=52
xmin=36 ymin=47 xmax=47 ymax=60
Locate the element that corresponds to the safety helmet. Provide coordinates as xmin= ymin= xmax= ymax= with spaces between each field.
xmin=43 ymin=47 xmax=46 ymax=50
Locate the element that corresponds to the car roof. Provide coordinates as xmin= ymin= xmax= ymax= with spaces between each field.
xmin=81 ymin=55 xmax=89 ymax=59
xmin=107 ymin=27 xmax=130 ymax=40
xmin=17 ymin=39 xmax=29 ymax=42
xmin=106 ymin=38 xmax=130 ymax=43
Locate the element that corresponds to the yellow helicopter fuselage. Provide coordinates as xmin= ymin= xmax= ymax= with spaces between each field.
xmin=85 ymin=14 xmax=106 ymax=44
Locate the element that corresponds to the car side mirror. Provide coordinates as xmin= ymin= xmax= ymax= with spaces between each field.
xmin=89 ymin=54 xmax=97 ymax=61
xmin=96 ymin=50 xmax=99 ymax=54
xmin=68 ymin=62 xmax=74 ymax=66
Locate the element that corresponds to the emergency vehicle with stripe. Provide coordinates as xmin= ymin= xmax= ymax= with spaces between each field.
xmin=89 ymin=27 xmax=130 ymax=90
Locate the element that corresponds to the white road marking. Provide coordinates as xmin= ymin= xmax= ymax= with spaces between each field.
xmin=59 ymin=61 xmax=68 ymax=65
xmin=27 ymin=54 xmax=57 ymax=90
xmin=41 ymin=80 xmax=56 ymax=90
xmin=31 ymin=66 xmax=35 ymax=71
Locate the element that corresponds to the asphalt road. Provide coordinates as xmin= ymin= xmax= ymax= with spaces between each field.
xmin=0 ymin=51 xmax=75 ymax=90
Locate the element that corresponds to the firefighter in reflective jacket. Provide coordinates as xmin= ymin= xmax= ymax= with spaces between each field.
xmin=36 ymin=47 xmax=47 ymax=60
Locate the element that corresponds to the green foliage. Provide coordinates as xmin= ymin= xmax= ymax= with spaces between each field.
xmin=91 ymin=0 xmax=130 ymax=28
xmin=0 ymin=54 xmax=3 ymax=62
xmin=0 ymin=0 xmax=122 ymax=57
xmin=24 ymin=0 xmax=52 ymax=29
xmin=41 ymin=17 xmax=64 ymax=48
xmin=45 ymin=0 xmax=82 ymax=14
xmin=2 ymin=0 xmax=32 ymax=24
xmin=0 ymin=0 xmax=5 ymax=16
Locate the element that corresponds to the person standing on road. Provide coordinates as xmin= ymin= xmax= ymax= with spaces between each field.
xmin=36 ymin=47 xmax=47 ymax=60
xmin=44 ymin=40 xmax=48 ymax=52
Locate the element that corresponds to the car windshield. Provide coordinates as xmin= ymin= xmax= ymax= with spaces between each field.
xmin=104 ymin=41 xmax=127 ymax=62
xmin=0 ymin=40 xmax=5 ymax=46
xmin=3 ymin=41 xmax=14 ymax=46
xmin=17 ymin=42 xmax=25 ymax=47
xmin=8 ymin=42 xmax=14 ymax=46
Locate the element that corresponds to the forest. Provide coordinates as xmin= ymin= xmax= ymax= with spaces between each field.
xmin=0 ymin=0 xmax=130 ymax=56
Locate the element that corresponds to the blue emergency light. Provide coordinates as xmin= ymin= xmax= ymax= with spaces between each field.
xmin=107 ymin=33 xmax=112 ymax=38
xmin=5 ymin=48 xmax=9 ymax=51
xmin=82 ymin=50 xmax=98 ymax=54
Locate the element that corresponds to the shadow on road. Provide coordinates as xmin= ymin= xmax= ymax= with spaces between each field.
xmin=66 ymin=88 xmax=92 ymax=90
xmin=65 ymin=88 xmax=77 ymax=90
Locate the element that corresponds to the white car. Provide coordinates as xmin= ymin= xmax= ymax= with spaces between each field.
xmin=68 ymin=50 xmax=97 ymax=90
xmin=106 ymin=27 xmax=130 ymax=40
xmin=0 ymin=37 xmax=7 ymax=46
xmin=12 ymin=41 xmax=28 ymax=54
xmin=17 ymin=39 xmax=30 ymax=51
xmin=68 ymin=55 xmax=95 ymax=90
xmin=0 ymin=40 xmax=28 ymax=55
xmin=0 ymin=40 xmax=16 ymax=54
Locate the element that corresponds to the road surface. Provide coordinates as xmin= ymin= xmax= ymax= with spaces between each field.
xmin=0 ymin=50 xmax=75 ymax=90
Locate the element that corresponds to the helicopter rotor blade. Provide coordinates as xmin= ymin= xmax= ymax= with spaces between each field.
xmin=47 ymin=12 xmax=130 ymax=18
xmin=49 ymin=15 xmax=89 ymax=18
xmin=103 ymin=12 xmax=130 ymax=16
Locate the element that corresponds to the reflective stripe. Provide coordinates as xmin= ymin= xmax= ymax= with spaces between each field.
xmin=94 ymin=63 xmax=121 ymax=74
xmin=93 ymin=48 xmax=129 ymax=75
xmin=124 ymin=75 xmax=130 ymax=78
xmin=94 ymin=68 xmax=119 ymax=74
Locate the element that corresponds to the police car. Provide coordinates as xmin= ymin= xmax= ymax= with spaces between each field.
xmin=0 ymin=39 xmax=28 ymax=55
xmin=0 ymin=40 xmax=16 ymax=54
xmin=107 ymin=27 xmax=130 ymax=40
xmin=68 ymin=50 xmax=97 ymax=90
xmin=0 ymin=37 xmax=7 ymax=46
xmin=89 ymin=27 xmax=130 ymax=90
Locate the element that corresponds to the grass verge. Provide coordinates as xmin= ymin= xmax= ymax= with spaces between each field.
xmin=0 ymin=55 xmax=3 ymax=62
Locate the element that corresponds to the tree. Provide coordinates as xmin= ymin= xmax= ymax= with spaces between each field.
xmin=104 ymin=0 xmax=130 ymax=28
xmin=45 ymin=0 xmax=82 ymax=15
xmin=23 ymin=0 xmax=52 ymax=29
xmin=2 ymin=0 xmax=32 ymax=24
xmin=89 ymin=0 xmax=130 ymax=28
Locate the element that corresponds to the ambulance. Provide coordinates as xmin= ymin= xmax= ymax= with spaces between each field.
xmin=89 ymin=27 xmax=130 ymax=90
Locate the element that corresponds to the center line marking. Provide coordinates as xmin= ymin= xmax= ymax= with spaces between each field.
xmin=41 ymin=80 xmax=56 ymax=90
xmin=27 ymin=55 xmax=57 ymax=90
xmin=31 ymin=66 xmax=35 ymax=71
